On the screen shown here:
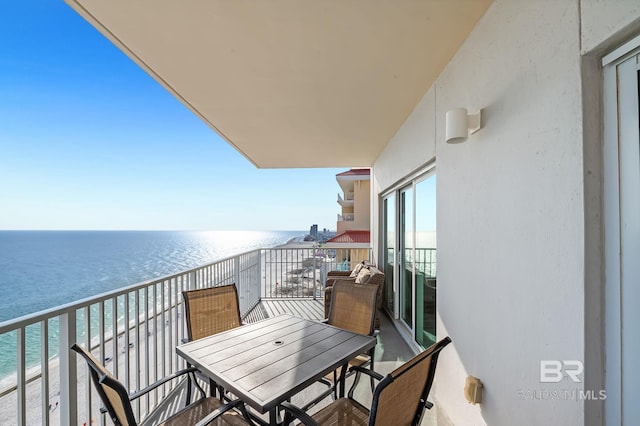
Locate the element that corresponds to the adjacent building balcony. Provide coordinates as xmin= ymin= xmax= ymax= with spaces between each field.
xmin=337 ymin=192 xmax=355 ymax=207
xmin=337 ymin=213 xmax=355 ymax=222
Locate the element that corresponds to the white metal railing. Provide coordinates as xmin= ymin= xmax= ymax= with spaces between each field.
xmin=260 ymin=245 xmax=371 ymax=298
xmin=337 ymin=213 xmax=355 ymax=222
xmin=0 ymin=245 xmax=370 ymax=425
xmin=337 ymin=192 xmax=355 ymax=202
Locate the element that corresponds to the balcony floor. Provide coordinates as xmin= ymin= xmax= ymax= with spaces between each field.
xmin=244 ymin=298 xmax=326 ymax=323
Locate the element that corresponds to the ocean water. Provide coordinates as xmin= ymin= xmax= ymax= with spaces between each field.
xmin=0 ymin=230 xmax=303 ymax=380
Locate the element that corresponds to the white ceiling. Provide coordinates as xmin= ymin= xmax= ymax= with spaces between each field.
xmin=65 ymin=0 xmax=492 ymax=168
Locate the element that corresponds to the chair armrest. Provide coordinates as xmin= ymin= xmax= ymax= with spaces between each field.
xmin=194 ymin=399 xmax=255 ymax=426
xmin=349 ymin=365 xmax=384 ymax=381
xmin=128 ymin=367 xmax=200 ymax=401
xmin=325 ymin=275 xmax=355 ymax=289
xmin=327 ymin=271 xmax=352 ymax=277
xmin=346 ymin=365 xmax=385 ymax=402
xmin=280 ymin=401 xmax=319 ymax=426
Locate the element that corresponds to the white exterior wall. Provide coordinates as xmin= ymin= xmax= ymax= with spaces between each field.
xmin=371 ymin=87 xmax=436 ymax=262
xmin=581 ymin=0 xmax=640 ymax=53
xmin=435 ymin=1 xmax=584 ymax=424
xmin=373 ymin=0 xmax=590 ymax=424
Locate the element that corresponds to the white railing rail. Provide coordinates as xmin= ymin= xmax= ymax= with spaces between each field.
xmin=0 ymin=245 xmax=371 ymax=425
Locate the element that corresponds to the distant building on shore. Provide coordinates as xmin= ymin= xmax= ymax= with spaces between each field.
xmin=304 ymin=224 xmax=334 ymax=242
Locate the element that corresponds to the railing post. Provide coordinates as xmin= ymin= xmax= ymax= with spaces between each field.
xmin=189 ymin=270 xmax=196 ymax=290
xmin=41 ymin=320 xmax=50 ymax=426
xmin=234 ymin=255 xmax=240 ymax=288
xmin=233 ymin=255 xmax=242 ymax=311
xmin=16 ymin=327 xmax=25 ymax=425
xmin=59 ymin=310 xmax=77 ymax=426
xmin=260 ymin=249 xmax=265 ymax=299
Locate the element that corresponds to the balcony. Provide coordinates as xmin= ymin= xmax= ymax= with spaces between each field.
xmin=0 ymin=245 xmax=425 ymax=425
xmin=337 ymin=213 xmax=355 ymax=222
xmin=337 ymin=192 xmax=355 ymax=208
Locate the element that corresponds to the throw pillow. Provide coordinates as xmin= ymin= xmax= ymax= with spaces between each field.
xmin=368 ymin=266 xmax=382 ymax=276
xmin=349 ymin=261 xmax=366 ymax=278
xmin=355 ymin=267 xmax=373 ymax=284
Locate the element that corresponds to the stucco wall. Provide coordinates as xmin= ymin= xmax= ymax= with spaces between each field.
xmin=581 ymin=0 xmax=640 ymax=54
xmin=371 ymin=87 xmax=436 ymax=264
xmin=374 ymin=0 xmax=586 ymax=424
xmin=338 ymin=178 xmax=371 ymax=234
xmin=353 ymin=180 xmax=370 ymax=230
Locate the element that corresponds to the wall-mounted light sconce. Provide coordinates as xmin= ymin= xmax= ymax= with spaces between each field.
xmin=445 ymin=107 xmax=482 ymax=144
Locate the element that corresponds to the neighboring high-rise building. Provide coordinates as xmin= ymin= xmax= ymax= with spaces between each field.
xmin=334 ymin=168 xmax=370 ymax=235
xmin=328 ymin=168 xmax=371 ymax=267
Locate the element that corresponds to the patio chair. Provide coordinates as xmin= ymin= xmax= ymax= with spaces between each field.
xmin=71 ymin=343 xmax=255 ymax=426
xmin=282 ymin=336 xmax=452 ymax=426
xmin=304 ymin=280 xmax=379 ymax=409
xmin=324 ymin=264 xmax=384 ymax=329
xmin=182 ymin=284 xmax=243 ymax=399
xmin=182 ymin=284 xmax=242 ymax=341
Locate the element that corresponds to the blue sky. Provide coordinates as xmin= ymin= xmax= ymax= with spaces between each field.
xmin=0 ymin=2 xmax=344 ymax=231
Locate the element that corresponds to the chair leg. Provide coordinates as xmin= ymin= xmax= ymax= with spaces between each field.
xmin=186 ymin=374 xmax=192 ymax=406
xmin=209 ymin=379 xmax=228 ymax=401
xmin=338 ymin=364 xmax=349 ymax=398
xmin=369 ymin=349 xmax=375 ymax=393
xmin=369 ymin=360 xmax=375 ymax=392
xmin=209 ymin=379 xmax=216 ymax=397
xmin=185 ymin=371 xmax=207 ymax=406
xmin=218 ymin=384 xmax=228 ymax=401
xmin=193 ymin=373 xmax=207 ymax=400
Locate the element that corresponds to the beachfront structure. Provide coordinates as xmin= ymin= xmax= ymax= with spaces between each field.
xmin=335 ymin=169 xmax=371 ymax=236
xmin=57 ymin=1 xmax=640 ymax=424
xmin=328 ymin=168 xmax=372 ymax=270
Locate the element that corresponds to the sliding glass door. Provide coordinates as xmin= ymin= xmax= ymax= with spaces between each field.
xmin=400 ymin=186 xmax=414 ymax=328
xmin=383 ymin=195 xmax=396 ymax=314
xmin=415 ymin=175 xmax=436 ymax=348
xmin=382 ymin=170 xmax=436 ymax=349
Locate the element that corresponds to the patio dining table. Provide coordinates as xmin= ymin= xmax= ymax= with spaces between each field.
xmin=176 ymin=313 xmax=376 ymax=425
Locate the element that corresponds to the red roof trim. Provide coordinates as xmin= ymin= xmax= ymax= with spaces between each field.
xmin=327 ymin=230 xmax=370 ymax=243
xmin=335 ymin=168 xmax=370 ymax=177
